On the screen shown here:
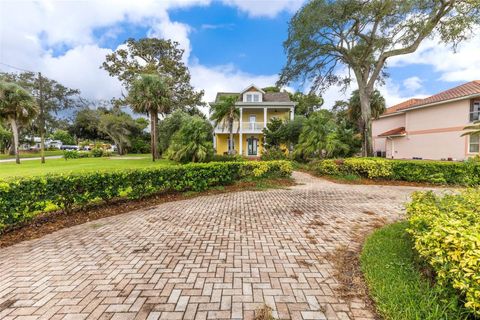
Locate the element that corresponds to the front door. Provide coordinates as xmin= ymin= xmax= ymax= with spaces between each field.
xmin=247 ymin=137 xmax=258 ymax=156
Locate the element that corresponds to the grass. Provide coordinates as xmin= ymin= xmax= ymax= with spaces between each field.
xmin=0 ymin=150 xmax=64 ymax=160
xmin=360 ymin=221 xmax=470 ymax=320
xmin=0 ymin=155 xmax=175 ymax=179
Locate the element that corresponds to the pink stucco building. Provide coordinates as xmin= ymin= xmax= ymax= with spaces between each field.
xmin=372 ymin=81 xmax=480 ymax=160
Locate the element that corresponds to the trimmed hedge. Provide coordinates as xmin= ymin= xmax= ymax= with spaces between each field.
xmin=0 ymin=160 xmax=292 ymax=232
xmin=310 ymin=157 xmax=480 ymax=185
xmin=407 ymin=190 xmax=480 ymax=315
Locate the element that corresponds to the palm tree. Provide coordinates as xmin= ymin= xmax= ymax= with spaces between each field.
xmin=210 ymin=95 xmax=239 ymax=155
xmin=0 ymin=81 xmax=37 ymax=164
xmin=127 ymin=74 xmax=171 ymax=161
xmin=462 ymin=121 xmax=480 ymax=136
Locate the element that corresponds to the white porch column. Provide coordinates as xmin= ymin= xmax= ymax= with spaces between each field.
xmin=239 ymin=107 xmax=243 ymax=156
xmin=263 ymin=107 xmax=267 ymax=128
xmin=213 ymin=134 xmax=216 ymax=149
xmin=290 ymin=107 xmax=294 ymax=120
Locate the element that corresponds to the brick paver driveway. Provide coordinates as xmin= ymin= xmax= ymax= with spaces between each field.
xmin=0 ymin=172 xmax=428 ymax=320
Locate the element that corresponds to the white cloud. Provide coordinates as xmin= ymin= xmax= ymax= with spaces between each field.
xmin=41 ymin=45 xmax=123 ymax=100
xmin=403 ymin=76 xmax=422 ymax=92
xmin=189 ymin=62 xmax=278 ymax=101
xmin=389 ymin=32 xmax=480 ymax=83
xmin=221 ymin=0 xmax=305 ymax=18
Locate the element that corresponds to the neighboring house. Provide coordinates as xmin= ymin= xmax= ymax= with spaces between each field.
xmin=212 ymin=85 xmax=296 ymax=157
xmin=372 ymin=80 xmax=480 ymax=160
xmin=23 ymin=137 xmax=63 ymax=150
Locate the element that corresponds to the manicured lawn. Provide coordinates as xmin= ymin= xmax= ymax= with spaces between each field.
xmin=0 ymin=155 xmax=175 ymax=179
xmin=0 ymin=150 xmax=64 ymax=160
xmin=360 ymin=221 xmax=469 ymax=320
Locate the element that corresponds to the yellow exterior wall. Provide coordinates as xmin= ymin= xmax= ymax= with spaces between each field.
xmin=267 ymin=109 xmax=290 ymax=121
xmin=242 ymin=109 xmax=264 ymax=123
xmin=215 ymin=133 xmax=264 ymax=156
xmin=215 ymin=134 xmax=240 ymax=155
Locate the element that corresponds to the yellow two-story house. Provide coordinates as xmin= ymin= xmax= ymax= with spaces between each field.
xmin=212 ymin=85 xmax=296 ymax=157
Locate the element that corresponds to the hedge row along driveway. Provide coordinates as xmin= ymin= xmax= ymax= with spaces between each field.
xmin=311 ymin=157 xmax=480 ymax=185
xmin=0 ymin=161 xmax=292 ymax=232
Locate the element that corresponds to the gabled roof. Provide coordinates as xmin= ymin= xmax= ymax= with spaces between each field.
xmin=382 ymin=80 xmax=480 ymax=117
xmin=213 ymin=87 xmax=292 ymax=103
xmin=240 ymin=84 xmax=265 ymax=94
xmin=378 ymin=127 xmax=406 ymax=137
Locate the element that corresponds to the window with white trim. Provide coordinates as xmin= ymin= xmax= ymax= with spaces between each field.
xmin=469 ymin=134 xmax=479 ymax=153
xmin=243 ymin=93 xmax=261 ymax=102
xmin=470 ymin=100 xmax=480 ymax=122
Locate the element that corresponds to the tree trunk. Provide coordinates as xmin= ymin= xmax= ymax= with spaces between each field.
xmin=228 ymin=120 xmax=234 ymax=155
xmin=150 ymin=112 xmax=156 ymax=162
xmin=154 ymin=111 xmax=160 ymax=160
xmin=358 ymin=87 xmax=373 ymax=157
xmin=10 ymin=119 xmax=20 ymax=164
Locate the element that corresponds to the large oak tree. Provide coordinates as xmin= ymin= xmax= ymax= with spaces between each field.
xmin=278 ymin=0 xmax=480 ymax=156
xmin=102 ymin=38 xmax=203 ymax=112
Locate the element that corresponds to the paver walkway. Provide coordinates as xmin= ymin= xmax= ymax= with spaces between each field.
xmin=0 ymin=172 xmax=434 ymax=320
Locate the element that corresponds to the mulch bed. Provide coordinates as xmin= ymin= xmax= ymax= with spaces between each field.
xmin=0 ymin=178 xmax=296 ymax=248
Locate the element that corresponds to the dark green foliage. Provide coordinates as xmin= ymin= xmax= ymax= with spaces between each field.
xmin=166 ymin=116 xmax=214 ymax=163
xmin=210 ymin=154 xmax=244 ymax=162
xmin=0 ymin=161 xmax=292 ymax=231
xmin=263 ymin=117 xmax=285 ymax=148
xmin=51 ymin=129 xmax=75 ymax=145
xmin=260 ymin=147 xmax=289 ymax=161
xmin=294 ymin=110 xmax=359 ymax=161
xmin=289 ymin=92 xmax=323 ymax=117
xmin=158 ymin=110 xmax=191 ymax=153
xmin=310 ymin=157 xmax=480 ymax=185
xmin=63 ymin=150 xmax=79 ymax=160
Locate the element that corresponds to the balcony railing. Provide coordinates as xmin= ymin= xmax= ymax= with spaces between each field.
xmin=214 ymin=122 xmax=265 ymax=133
xmin=241 ymin=122 xmax=263 ymax=133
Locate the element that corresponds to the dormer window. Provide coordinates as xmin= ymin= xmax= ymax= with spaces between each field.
xmin=244 ymin=93 xmax=261 ymax=102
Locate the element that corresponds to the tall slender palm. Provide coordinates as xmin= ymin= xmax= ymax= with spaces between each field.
xmin=0 ymin=81 xmax=37 ymax=164
xmin=210 ymin=95 xmax=239 ymax=155
xmin=127 ymin=74 xmax=171 ymax=161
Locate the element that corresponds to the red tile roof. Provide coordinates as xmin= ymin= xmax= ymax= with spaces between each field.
xmin=382 ymin=80 xmax=480 ymax=116
xmin=384 ymin=98 xmax=423 ymax=115
xmin=378 ymin=127 xmax=406 ymax=137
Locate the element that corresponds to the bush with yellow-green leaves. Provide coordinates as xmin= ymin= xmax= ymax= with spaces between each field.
xmin=309 ymin=157 xmax=480 ymax=185
xmin=407 ymin=190 xmax=480 ymax=315
xmin=0 ymin=160 xmax=292 ymax=232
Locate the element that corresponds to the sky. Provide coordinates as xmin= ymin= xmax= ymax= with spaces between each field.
xmin=1 ymin=0 xmax=479 ymax=114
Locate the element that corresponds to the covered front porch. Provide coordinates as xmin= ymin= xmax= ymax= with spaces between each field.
xmin=214 ymin=133 xmax=264 ymax=157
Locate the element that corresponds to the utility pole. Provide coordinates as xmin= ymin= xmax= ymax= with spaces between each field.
xmin=38 ymin=72 xmax=45 ymax=164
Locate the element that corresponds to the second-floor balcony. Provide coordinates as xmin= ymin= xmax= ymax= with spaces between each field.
xmin=214 ymin=121 xmax=264 ymax=134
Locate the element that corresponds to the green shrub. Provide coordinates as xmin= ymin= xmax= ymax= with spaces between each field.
xmin=260 ymin=147 xmax=289 ymax=161
xmin=210 ymin=154 xmax=244 ymax=162
xmin=309 ymin=158 xmax=480 ymax=185
xmin=91 ymin=148 xmax=104 ymax=157
xmin=309 ymin=159 xmax=340 ymax=176
xmin=0 ymin=161 xmax=292 ymax=232
xmin=343 ymin=158 xmax=393 ymax=179
xmin=63 ymin=150 xmax=79 ymax=160
xmin=407 ymin=190 xmax=480 ymax=315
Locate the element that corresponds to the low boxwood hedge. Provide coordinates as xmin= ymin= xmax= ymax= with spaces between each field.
xmin=407 ymin=190 xmax=480 ymax=316
xmin=309 ymin=157 xmax=480 ymax=185
xmin=0 ymin=160 xmax=292 ymax=232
